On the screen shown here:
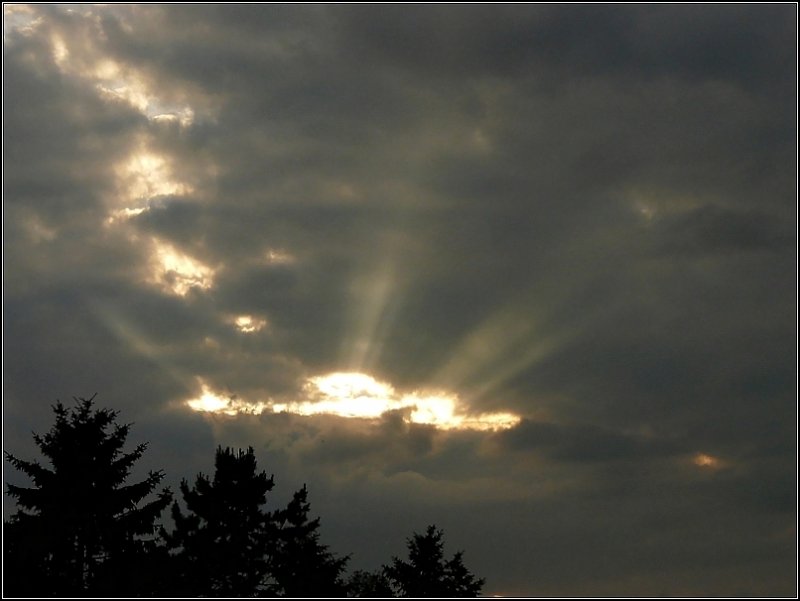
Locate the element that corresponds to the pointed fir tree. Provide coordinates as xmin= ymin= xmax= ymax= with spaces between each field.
xmin=163 ymin=446 xmax=278 ymax=596
xmin=384 ymin=525 xmax=485 ymax=597
xmin=272 ymin=484 xmax=349 ymax=597
xmin=3 ymin=396 xmax=172 ymax=596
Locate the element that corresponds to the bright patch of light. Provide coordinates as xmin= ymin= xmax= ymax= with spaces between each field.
xmin=152 ymin=108 xmax=195 ymax=127
xmin=404 ymin=392 xmax=520 ymax=431
xmin=51 ymin=34 xmax=68 ymax=66
xmin=231 ymin=315 xmax=267 ymax=334
xmin=93 ymin=58 xmax=122 ymax=82
xmin=185 ymin=372 xmax=521 ymax=431
xmin=3 ymin=5 xmax=41 ymax=38
xmin=274 ymin=372 xmax=398 ymax=418
xmin=186 ymin=381 xmax=268 ymax=416
xmin=40 ymin=27 xmax=196 ymax=126
xmin=693 ymin=453 xmax=722 ymax=469
xmin=274 ymin=372 xmax=521 ymax=431
xmin=116 ymin=150 xmax=192 ymax=203
xmin=148 ymin=239 xmax=215 ymax=296
xmin=96 ymin=81 xmax=151 ymax=114
xmin=105 ymin=206 xmax=149 ymax=225
xmin=313 ymin=372 xmax=395 ymax=401
xmin=406 ymin=393 xmax=457 ymax=426
xmin=264 ymin=248 xmax=296 ymax=265
xmin=187 ymin=384 xmax=236 ymax=415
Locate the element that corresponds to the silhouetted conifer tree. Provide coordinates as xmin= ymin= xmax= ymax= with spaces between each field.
xmin=4 ymin=396 xmax=172 ymax=596
xmin=384 ymin=525 xmax=485 ymax=597
xmin=163 ymin=446 xmax=278 ymax=596
xmin=272 ymin=484 xmax=349 ymax=596
xmin=346 ymin=568 xmax=395 ymax=597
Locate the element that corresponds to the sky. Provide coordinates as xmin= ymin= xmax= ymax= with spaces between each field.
xmin=2 ymin=4 xmax=797 ymax=596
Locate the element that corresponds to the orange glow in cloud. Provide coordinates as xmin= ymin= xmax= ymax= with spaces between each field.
xmin=693 ymin=453 xmax=723 ymax=468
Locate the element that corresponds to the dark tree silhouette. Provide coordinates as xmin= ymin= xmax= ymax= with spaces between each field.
xmin=4 ymin=396 xmax=172 ymax=596
xmin=346 ymin=569 xmax=395 ymax=597
xmin=5 ymin=398 xmax=489 ymax=598
xmin=384 ymin=525 xmax=485 ymax=597
xmin=163 ymin=446 xmax=278 ymax=596
xmin=272 ymin=484 xmax=349 ymax=597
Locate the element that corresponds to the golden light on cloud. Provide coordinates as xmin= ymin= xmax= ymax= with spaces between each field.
xmin=116 ymin=150 xmax=193 ymax=203
xmin=693 ymin=453 xmax=723 ymax=469
xmin=186 ymin=381 xmax=268 ymax=416
xmin=151 ymin=108 xmax=196 ymax=127
xmin=187 ymin=372 xmax=521 ymax=431
xmin=42 ymin=29 xmax=197 ymax=126
xmin=264 ymin=248 xmax=296 ymax=265
xmin=4 ymin=5 xmax=42 ymax=39
xmin=105 ymin=137 xmax=196 ymax=227
xmin=187 ymin=384 xmax=236 ymax=416
xmin=404 ymin=392 xmax=520 ymax=432
xmin=105 ymin=206 xmax=149 ymax=225
xmin=51 ymin=33 xmax=68 ymax=66
xmin=231 ymin=315 xmax=268 ymax=333
xmin=148 ymin=239 xmax=215 ymax=296
xmin=274 ymin=372 xmax=398 ymax=419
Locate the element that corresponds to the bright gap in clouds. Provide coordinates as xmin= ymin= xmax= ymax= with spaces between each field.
xmin=187 ymin=382 xmax=268 ymax=416
xmin=147 ymin=239 xmax=216 ymax=296
xmin=230 ymin=315 xmax=268 ymax=333
xmin=115 ymin=148 xmax=193 ymax=205
xmin=43 ymin=27 xmax=196 ymax=127
xmin=186 ymin=372 xmax=521 ymax=431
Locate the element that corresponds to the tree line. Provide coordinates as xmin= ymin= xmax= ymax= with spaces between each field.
xmin=4 ymin=397 xmax=485 ymax=597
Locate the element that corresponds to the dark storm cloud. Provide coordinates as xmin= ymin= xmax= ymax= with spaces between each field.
xmin=333 ymin=4 xmax=795 ymax=87
xmin=4 ymin=4 xmax=796 ymax=596
xmin=656 ymin=204 xmax=796 ymax=255
xmin=498 ymin=418 xmax=678 ymax=463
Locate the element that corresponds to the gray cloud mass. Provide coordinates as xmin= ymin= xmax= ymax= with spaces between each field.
xmin=3 ymin=4 xmax=796 ymax=595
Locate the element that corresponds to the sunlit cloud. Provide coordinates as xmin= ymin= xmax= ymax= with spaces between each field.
xmin=3 ymin=4 xmax=42 ymax=39
xmin=403 ymin=392 xmax=520 ymax=431
xmin=228 ymin=314 xmax=268 ymax=334
xmin=51 ymin=33 xmax=69 ymax=66
xmin=105 ymin=142 xmax=193 ymax=226
xmin=187 ymin=386 xmax=235 ymax=415
xmin=693 ymin=453 xmax=725 ymax=469
xmin=625 ymin=186 xmax=706 ymax=225
xmin=151 ymin=108 xmax=195 ymax=127
xmin=264 ymin=248 xmax=297 ymax=266
xmin=186 ymin=381 xmax=268 ymax=416
xmin=115 ymin=148 xmax=193 ymax=203
xmin=105 ymin=206 xmax=149 ymax=225
xmin=43 ymin=30 xmax=197 ymax=126
xmin=276 ymin=372 xmax=398 ymax=419
xmin=23 ymin=216 xmax=57 ymax=244
xmin=186 ymin=371 xmax=521 ymax=431
xmin=147 ymin=238 xmax=216 ymax=297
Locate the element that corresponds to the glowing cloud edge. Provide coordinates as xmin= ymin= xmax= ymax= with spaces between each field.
xmin=186 ymin=372 xmax=521 ymax=431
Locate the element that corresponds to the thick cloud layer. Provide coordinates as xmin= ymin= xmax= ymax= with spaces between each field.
xmin=3 ymin=5 xmax=796 ymax=595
